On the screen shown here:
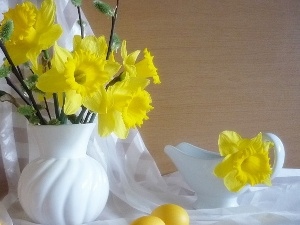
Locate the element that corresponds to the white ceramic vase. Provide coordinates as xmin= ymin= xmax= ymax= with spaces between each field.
xmin=18 ymin=123 xmax=109 ymax=225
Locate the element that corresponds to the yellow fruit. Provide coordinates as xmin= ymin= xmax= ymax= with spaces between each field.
xmin=151 ymin=204 xmax=189 ymax=225
xmin=130 ymin=215 xmax=165 ymax=225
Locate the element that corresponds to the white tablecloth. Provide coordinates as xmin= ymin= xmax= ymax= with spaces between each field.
xmin=1 ymin=129 xmax=300 ymax=225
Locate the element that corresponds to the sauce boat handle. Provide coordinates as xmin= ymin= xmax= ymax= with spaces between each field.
xmin=263 ymin=133 xmax=285 ymax=179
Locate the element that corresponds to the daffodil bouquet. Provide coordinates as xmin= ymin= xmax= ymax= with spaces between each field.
xmin=0 ymin=0 xmax=160 ymax=139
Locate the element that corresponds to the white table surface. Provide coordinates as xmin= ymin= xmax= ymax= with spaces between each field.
xmin=1 ymin=168 xmax=299 ymax=225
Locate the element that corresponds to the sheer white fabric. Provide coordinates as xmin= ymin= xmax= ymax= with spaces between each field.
xmin=1 ymin=1 xmax=300 ymax=224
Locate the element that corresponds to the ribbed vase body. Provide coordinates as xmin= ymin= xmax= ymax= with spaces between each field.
xmin=18 ymin=123 xmax=109 ymax=225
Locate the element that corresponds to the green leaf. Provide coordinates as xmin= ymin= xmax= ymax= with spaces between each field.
xmin=93 ymin=0 xmax=114 ymax=17
xmin=48 ymin=119 xmax=61 ymax=125
xmin=67 ymin=114 xmax=77 ymax=124
xmin=23 ymin=74 xmax=44 ymax=95
xmin=24 ymin=74 xmax=38 ymax=90
xmin=17 ymin=105 xmax=43 ymax=124
xmin=0 ymin=64 xmax=11 ymax=78
xmin=17 ymin=105 xmax=36 ymax=116
xmin=28 ymin=115 xmax=40 ymax=125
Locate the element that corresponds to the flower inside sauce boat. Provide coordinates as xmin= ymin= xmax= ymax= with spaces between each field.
xmin=164 ymin=131 xmax=285 ymax=209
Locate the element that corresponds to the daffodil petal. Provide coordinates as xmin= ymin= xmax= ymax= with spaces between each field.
xmin=250 ymin=132 xmax=264 ymax=150
xmin=218 ymin=131 xmax=242 ymax=156
xmin=98 ymin=112 xmax=115 ymax=137
xmin=121 ymin=40 xmax=128 ymax=59
xmin=6 ymin=43 xmax=30 ymax=65
xmin=52 ymin=43 xmax=72 ymax=73
xmin=214 ymin=155 xmax=235 ymax=178
xmin=126 ymin=50 xmax=140 ymax=65
xmin=36 ymin=69 xmax=69 ymax=93
xmin=63 ymin=91 xmax=82 ymax=115
xmin=224 ymin=170 xmax=246 ymax=192
xmin=98 ymin=111 xmax=128 ymax=138
xmin=83 ymin=88 xmax=104 ymax=113
xmin=39 ymin=25 xmax=63 ymax=47
xmin=35 ymin=0 xmax=56 ymax=29
xmin=73 ymin=35 xmax=108 ymax=59
xmin=112 ymin=111 xmax=129 ymax=139
xmin=105 ymin=61 xmax=122 ymax=78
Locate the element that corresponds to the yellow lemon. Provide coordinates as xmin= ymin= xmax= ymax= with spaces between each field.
xmin=151 ymin=204 xmax=189 ymax=225
xmin=130 ymin=215 xmax=166 ymax=225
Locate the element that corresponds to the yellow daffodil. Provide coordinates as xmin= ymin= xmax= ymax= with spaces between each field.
xmin=135 ymin=49 xmax=161 ymax=84
xmin=214 ymin=131 xmax=273 ymax=192
xmin=36 ymin=36 xmax=121 ymax=115
xmin=121 ymin=40 xmax=140 ymax=75
xmin=121 ymin=41 xmax=161 ymax=84
xmin=2 ymin=0 xmax=63 ymax=67
xmin=86 ymin=77 xmax=152 ymax=139
xmin=94 ymin=84 xmax=131 ymax=138
xmin=122 ymin=88 xmax=153 ymax=128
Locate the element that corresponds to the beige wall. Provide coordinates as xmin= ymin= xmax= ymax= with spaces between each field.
xmin=83 ymin=0 xmax=300 ymax=174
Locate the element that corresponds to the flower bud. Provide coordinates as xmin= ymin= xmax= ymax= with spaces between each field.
xmin=71 ymin=0 xmax=82 ymax=7
xmin=93 ymin=0 xmax=114 ymax=17
xmin=0 ymin=20 xmax=14 ymax=42
xmin=111 ymin=33 xmax=121 ymax=52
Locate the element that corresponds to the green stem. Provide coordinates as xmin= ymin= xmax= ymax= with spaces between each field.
xmin=106 ymin=0 xmax=119 ymax=60
xmin=59 ymin=108 xmax=67 ymax=124
xmin=83 ymin=111 xmax=91 ymax=123
xmin=42 ymin=50 xmax=52 ymax=72
xmin=17 ymin=66 xmax=24 ymax=79
xmin=59 ymin=92 xmax=67 ymax=124
xmin=0 ymin=41 xmax=47 ymax=124
xmin=53 ymin=93 xmax=60 ymax=119
xmin=75 ymin=106 xmax=87 ymax=124
xmin=5 ymin=77 xmax=31 ymax=105
xmin=42 ymin=50 xmax=50 ymax=61
xmin=43 ymin=97 xmax=52 ymax=120
xmin=106 ymin=72 xmax=122 ymax=89
xmin=89 ymin=113 xmax=96 ymax=123
xmin=0 ymin=43 xmax=22 ymax=81
xmin=77 ymin=6 xmax=85 ymax=39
